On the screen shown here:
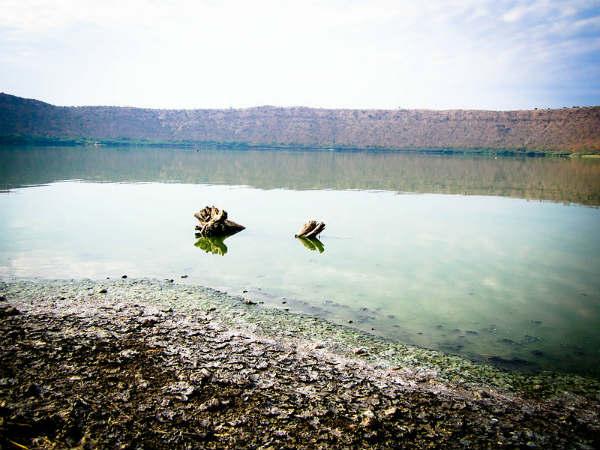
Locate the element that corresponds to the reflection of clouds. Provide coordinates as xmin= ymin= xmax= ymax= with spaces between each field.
xmin=481 ymin=277 xmax=499 ymax=289
xmin=574 ymin=305 xmax=598 ymax=320
xmin=414 ymin=232 xmax=447 ymax=246
xmin=0 ymin=252 xmax=137 ymax=279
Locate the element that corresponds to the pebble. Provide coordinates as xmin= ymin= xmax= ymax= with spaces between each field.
xmin=0 ymin=306 xmax=20 ymax=317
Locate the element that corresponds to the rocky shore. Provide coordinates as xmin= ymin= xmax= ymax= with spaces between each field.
xmin=1 ymin=279 xmax=599 ymax=449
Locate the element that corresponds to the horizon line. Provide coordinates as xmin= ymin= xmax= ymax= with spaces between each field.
xmin=2 ymin=92 xmax=599 ymax=113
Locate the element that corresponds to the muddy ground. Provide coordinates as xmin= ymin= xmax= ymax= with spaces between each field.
xmin=0 ymin=279 xmax=599 ymax=449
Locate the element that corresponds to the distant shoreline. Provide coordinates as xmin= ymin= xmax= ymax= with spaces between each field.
xmin=0 ymin=136 xmax=580 ymax=157
xmin=2 ymin=92 xmax=599 ymax=154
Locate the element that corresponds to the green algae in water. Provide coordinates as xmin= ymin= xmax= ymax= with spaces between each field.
xmin=6 ymin=279 xmax=599 ymax=401
xmin=195 ymin=236 xmax=229 ymax=256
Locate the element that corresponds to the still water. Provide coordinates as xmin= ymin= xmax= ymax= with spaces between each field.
xmin=1 ymin=146 xmax=600 ymax=377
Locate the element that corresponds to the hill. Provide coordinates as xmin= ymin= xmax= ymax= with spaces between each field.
xmin=1 ymin=93 xmax=599 ymax=152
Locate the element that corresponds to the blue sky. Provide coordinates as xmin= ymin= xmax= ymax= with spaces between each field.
xmin=0 ymin=0 xmax=599 ymax=110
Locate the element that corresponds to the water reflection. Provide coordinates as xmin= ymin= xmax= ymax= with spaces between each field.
xmin=296 ymin=237 xmax=325 ymax=253
xmin=1 ymin=181 xmax=599 ymax=376
xmin=1 ymin=146 xmax=600 ymax=206
xmin=1 ymin=147 xmax=600 ymax=377
xmin=194 ymin=236 xmax=229 ymax=256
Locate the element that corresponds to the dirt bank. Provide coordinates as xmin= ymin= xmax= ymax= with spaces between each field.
xmin=1 ymin=279 xmax=599 ymax=449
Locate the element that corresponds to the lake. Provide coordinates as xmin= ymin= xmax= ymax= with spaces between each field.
xmin=1 ymin=146 xmax=599 ymax=377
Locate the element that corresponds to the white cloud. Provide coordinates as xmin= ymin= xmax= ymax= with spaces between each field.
xmin=502 ymin=4 xmax=531 ymax=22
xmin=0 ymin=0 xmax=598 ymax=109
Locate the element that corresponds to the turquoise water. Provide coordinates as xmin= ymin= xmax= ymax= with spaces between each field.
xmin=1 ymin=146 xmax=599 ymax=377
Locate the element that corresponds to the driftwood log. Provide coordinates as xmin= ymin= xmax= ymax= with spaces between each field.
xmin=295 ymin=220 xmax=326 ymax=239
xmin=194 ymin=206 xmax=245 ymax=237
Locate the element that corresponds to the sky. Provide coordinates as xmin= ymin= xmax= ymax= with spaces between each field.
xmin=0 ymin=0 xmax=599 ymax=110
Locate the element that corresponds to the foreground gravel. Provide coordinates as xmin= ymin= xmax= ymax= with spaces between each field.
xmin=0 ymin=279 xmax=599 ymax=449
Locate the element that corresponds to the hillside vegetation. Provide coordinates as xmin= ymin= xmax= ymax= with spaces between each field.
xmin=1 ymin=93 xmax=599 ymax=152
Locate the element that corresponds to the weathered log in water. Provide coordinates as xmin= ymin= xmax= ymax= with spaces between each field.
xmin=194 ymin=206 xmax=245 ymax=237
xmin=295 ymin=220 xmax=326 ymax=238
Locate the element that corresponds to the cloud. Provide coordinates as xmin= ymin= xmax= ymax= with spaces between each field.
xmin=0 ymin=0 xmax=599 ymax=109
